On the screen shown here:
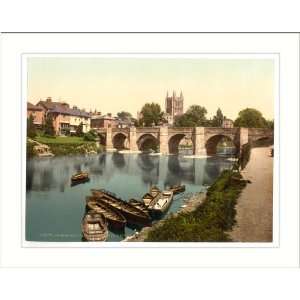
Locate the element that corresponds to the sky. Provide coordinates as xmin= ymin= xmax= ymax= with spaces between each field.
xmin=27 ymin=57 xmax=275 ymax=120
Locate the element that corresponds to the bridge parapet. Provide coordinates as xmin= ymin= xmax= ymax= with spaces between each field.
xmin=168 ymin=127 xmax=193 ymax=134
xmin=112 ymin=127 xmax=130 ymax=134
xmin=136 ymin=127 xmax=160 ymax=134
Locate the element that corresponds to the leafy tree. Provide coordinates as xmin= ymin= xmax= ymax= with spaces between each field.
xmin=117 ymin=111 xmax=132 ymax=121
xmin=234 ymin=108 xmax=268 ymax=128
xmin=44 ymin=114 xmax=55 ymax=136
xmin=27 ymin=114 xmax=37 ymax=138
xmin=140 ymin=102 xmax=164 ymax=126
xmin=266 ymin=119 xmax=274 ymax=130
xmin=211 ymin=108 xmax=225 ymax=127
xmin=174 ymin=105 xmax=208 ymax=127
xmin=76 ymin=122 xmax=84 ymax=136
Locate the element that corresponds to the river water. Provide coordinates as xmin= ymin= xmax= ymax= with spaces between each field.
xmin=26 ymin=152 xmax=234 ymax=242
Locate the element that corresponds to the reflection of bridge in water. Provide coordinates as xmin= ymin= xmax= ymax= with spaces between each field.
xmin=96 ymin=126 xmax=273 ymax=155
xmin=26 ymin=153 xmax=234 ymax=193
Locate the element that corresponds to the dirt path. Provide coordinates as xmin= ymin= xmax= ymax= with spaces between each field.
xmin=230 ymin=146 xmax=273 ymax=242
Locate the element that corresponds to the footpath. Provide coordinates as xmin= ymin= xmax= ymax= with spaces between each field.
xmin=230 ymin=146 xmax=273 ymax=242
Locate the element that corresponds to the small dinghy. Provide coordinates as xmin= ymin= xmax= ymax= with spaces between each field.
xmin=81 ymin=211 xmax=108 ymax=242
xmin=168 ymin=184 xmax=186 ymax=195
xmin=91 ymin=189 xmax=152 ymax=226
xmin=142 ymin=186 xmax=161 ymax=207
xmin=86 ymin=196 xmax=126 ymax=230
xmin=128 ymin=198 xmax=150 ymax=215
xmin=149 ymin=190 xmax=174 ymax=218
xmin=71 ymin=171 xmax=89 ymax=184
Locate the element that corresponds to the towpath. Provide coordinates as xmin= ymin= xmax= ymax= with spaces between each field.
xmin=230 ymin=146 xmax=273 ymax=242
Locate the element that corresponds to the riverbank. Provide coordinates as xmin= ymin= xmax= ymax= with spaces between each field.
xmin=229 ymin=146 xmax=273 ymax=242
xmin=123 ymin=192 xmax=207 ymax=242
xmin=27 ymin=136 xmax=102 ymax=157
xmin=125 ymin=169 xmax=248 ymax=242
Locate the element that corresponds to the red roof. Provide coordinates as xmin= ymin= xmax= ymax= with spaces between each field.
xmin=27 ymin=102 xmax=43 ymax=111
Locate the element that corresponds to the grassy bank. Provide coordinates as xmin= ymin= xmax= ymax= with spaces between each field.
xmin=145 ymin=170 xmax=247 ymax=242
xmin=30 ymin=136 xmax=103 ymax=156
xmin=35 ymin=136 xmax=91 ymax=144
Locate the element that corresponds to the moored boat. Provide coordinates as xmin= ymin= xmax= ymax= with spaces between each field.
xmin=81 ymin=211 xmax=108 ymax=242
xmin=142 ymin=192 xmax=154 ymax=207
xmin=91 ymin=189 xmax=152 ymax=226
xmin=86 ymin=196 xmax=126 ymax=230
xmin=168 ymin=184 xmax=186 ymax=195
xmin=149 ymin=190 xmax=174 ymax=218
xmin=128 ymin=198 xmax=150 ymax=215
xmin=71 ymin=171 xmax=89 ymax=184
xmin=142 ymin=185 xmax=161 ymax=207
xmin=149 ymin=185 xmax=161 ymax=197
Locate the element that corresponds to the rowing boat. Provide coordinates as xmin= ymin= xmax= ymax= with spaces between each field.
xmin=168 ymin=184 xmax=186 ymax=194
xmin=81 ymin=211 xmax=108 ymax=242
xmin=128 ymin=198 xmax=150 ymax=215
xmin=71 ymin=171 xmax=89 ymax=183
xmin=149 ymin=190 xmax=174 ymax=218
xmin=91 ymin=189 xmax=152 ymax=226
xmin=86 ymin=196 xmax=126 ymax=230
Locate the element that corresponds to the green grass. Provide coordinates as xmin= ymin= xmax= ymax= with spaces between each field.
xmin=30 ymin=135 xmax=103 ymax=156
xmin=145 ymin=170 xmax=247 ymax=242
xmin=35 ymin=136 xmax=93 ymax=144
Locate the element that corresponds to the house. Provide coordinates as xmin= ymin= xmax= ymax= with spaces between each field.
xmin=222 ymin=118 xmax=234 ymax=128
xmin=68 ymin=106 xmax=91 ymax=134
xmin=36 ymin=97 xmax=91 ymax=135
xmin=27 ymin=102 xmax=45 ymax=128
xmin=91 ymin=113 xmax=119 ymax=129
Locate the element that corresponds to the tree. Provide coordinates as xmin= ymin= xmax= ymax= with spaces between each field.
xmin=27 ymin=114 xmax=37 ymax=138
xmin=140 ymin=102 xmax=164 ymax=126
xmin=211 ymin=108 xmax=225 ymax=127
xmin=117 ymin=111 xmax=132 ymax=121
xmin=44 ymin=114 xmax=55 ymax=136
xmin=76 ymin=122 xmax=84 ymax=136
xmin=234 ymin=108 xmax=268 ymax=128
xmin=174 ymin=105 xmax=208 ymax=127
xmin=266 ymin=119 xmax=274 ymax=130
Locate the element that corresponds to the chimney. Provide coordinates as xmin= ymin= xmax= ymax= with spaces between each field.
xmin=46 ymin=97 xmax=52 ymax=103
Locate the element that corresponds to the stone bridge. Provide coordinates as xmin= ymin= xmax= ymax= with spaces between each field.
xmin=95 ymin=126 xmax=273 ymax=155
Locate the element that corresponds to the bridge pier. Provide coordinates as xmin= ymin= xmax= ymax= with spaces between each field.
xmin=159 ymin=126 xmax=169 ymax=155
xmin=129 ymin=127 xmax=138 ymax=151
xmin=239 ymin=127 xmax=249 ymax=153
xmin=105 ymin=127 xmax=115 ymax=151
xmin=193 ymin=127 xmax=206 ymax=156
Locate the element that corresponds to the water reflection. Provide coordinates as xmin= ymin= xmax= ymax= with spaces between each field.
xmin=26 ymin=153 xmax=234 ymax=193
xmin=26 ymin=153 xmax=234 ymax=242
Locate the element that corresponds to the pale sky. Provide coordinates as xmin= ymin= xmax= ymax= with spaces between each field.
xmin=27 ymin=57 xmax=274 ymax=120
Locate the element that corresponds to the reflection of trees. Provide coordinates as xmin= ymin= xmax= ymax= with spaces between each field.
xmin=111 ymin=153 xmax=125 ymax=169
xmin=203 ymin=157 xmax=233 ymax=185
xmin=26 ymin=162 xmax=34 ymax=191
xmin=40 ymin=168 xmax=55 ymax=191
xmin=136 ymin=154 xmax=159 ymax=172
xmin=135 ymin=154 xmax=159 ymax=185
xmin=165 ymin=156 xmax=195 ymax=186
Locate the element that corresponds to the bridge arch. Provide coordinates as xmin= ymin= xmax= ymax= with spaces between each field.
xmin=251 ymin=136 xmax=274 ymax=147
xmin=112 ymin=132 xmax=128 ymax=150
xmin=137 ymin=134 xmax=159 ymax=152
xmin=168 ymin=133 xmax=193 ymax=155
xmin=205 ymin=134 xmax=237 ymax=156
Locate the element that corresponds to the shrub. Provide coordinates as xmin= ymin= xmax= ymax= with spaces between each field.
xmin=83 ymin=132 xmax=96 ymax=141
xmin=145 ymin=170 xmax=247 ymax=242
xmin=27 ymin=115 xmax=37 ymax=138
xmin=26 ymin=141 xmax=36 ymax=158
